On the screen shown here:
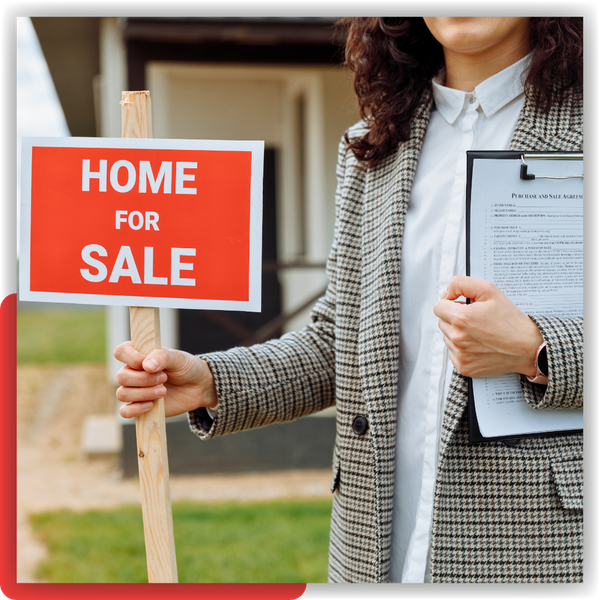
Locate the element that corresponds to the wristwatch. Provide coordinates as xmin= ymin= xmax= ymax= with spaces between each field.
xmin=526 ymin=342 xmax=548 ymax=384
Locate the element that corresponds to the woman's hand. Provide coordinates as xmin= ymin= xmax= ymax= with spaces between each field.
xmin=433 ymin=276 xmax=543 ymax=378
xmin=114 ymin=342 xmax=218 ymax=419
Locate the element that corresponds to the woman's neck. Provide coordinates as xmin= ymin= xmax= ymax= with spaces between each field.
xmin=443 ymin=42 xmax=529 ymax=92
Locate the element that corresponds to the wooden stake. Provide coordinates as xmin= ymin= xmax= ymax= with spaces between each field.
xmin=121 ymin=91 xmax=178 ymax=583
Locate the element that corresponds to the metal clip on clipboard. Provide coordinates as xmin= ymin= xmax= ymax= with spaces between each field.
xmin=519 ymin=153 xmax=584 ymax=180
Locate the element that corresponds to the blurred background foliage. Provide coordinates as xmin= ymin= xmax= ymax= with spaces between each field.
xmin=17 ymin=308 xmax=106 ymax=364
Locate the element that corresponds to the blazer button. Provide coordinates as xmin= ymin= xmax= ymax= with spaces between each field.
xmin=352 ymin=415 xmax=368 ymax=435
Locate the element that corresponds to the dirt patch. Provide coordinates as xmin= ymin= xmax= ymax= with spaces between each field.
xmin=16 ymin=364 xmax=332 ymax=582
xmin=18 ymin=364 xmax=115 ymax=458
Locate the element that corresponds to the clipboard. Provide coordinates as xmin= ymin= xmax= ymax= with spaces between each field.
xmin=465 ymin=150 xmax=583 ymax=443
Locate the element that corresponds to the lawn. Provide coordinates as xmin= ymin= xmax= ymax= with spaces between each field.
xmin=30 ymin=499 xmax=332 ymax=583
xmin=17 ymin=308 xmax=106 ymax=364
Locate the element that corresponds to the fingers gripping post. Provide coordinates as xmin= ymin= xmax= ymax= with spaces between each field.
xmin=121 ymin=91 xmax=178 ymax=583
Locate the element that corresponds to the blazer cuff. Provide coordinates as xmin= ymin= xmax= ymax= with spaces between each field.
xmin=520 ymin=315 xmax=583 ymax=410
xmin=187 ymin=353 xmax=230 ymax=440
xmin=188 ymin=406 xmax=216 ymax=438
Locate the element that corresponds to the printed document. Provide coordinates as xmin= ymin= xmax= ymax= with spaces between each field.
xmin=468 ymin=156 xmax=583 ymax=438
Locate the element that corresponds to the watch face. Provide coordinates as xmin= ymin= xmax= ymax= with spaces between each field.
xmin=538 ymin=345 xmax=548 ymax=377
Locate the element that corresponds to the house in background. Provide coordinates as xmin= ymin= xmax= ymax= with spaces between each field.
xmin=31 ymin=16 xmax=359 ymax=474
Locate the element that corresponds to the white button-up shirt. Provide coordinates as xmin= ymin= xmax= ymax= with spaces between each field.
xmin=389 ymin=55 xmax=530 ymax=583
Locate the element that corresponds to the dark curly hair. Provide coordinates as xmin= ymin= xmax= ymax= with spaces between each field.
xmin=339 ymin=18 xmax=583 ymax=168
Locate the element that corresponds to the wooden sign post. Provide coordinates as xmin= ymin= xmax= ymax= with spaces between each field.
xmin=120 ymin=91 xmax=178 ymax=583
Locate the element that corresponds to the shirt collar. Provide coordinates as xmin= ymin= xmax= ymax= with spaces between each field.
xmin=432 ymin=53 xmax=531 ymax=124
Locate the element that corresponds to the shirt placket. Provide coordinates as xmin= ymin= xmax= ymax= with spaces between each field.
xmin=402 ymin=94 xmax=480 ymax=583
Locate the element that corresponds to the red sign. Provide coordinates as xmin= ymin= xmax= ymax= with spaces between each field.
xmin=20 ymin=138 xmax=264 ymax=311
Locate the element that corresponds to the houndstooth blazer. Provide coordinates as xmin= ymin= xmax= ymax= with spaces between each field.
xmin=189 ymin=85 xmax=583 ymax=583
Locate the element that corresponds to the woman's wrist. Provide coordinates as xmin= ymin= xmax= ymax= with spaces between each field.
xmin=198 ymin=357 xmax=219 ymax=410
xmin=518 ymin=319 xmax=545 ymax=377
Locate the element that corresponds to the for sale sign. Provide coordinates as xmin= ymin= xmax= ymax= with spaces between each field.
xmin=19 ymin=137 xmax=264 ymax=311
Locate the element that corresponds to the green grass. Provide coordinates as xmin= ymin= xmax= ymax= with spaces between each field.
xmin=30 ymin=499 xmax=332 ymax=583
xmin=17 ymin=309 xmax=106 ymax=364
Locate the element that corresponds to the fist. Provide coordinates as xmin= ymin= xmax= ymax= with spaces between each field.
xmin=114 ymin=342 xmax=218 ymax=419
xmin=433 ymin=276 xmax=542 ymax=378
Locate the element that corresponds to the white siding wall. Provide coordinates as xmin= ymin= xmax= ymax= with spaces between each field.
xmin=147 ymin=62 xmax=357 ymax=333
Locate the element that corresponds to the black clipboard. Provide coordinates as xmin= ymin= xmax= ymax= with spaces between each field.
xmin=465 ymin=150 xmax=583 ymax=444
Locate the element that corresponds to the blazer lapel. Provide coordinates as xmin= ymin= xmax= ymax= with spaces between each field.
xmin=510 ymin=87 xmax=583 ymax=152
xmin=358 ymin=89 xmax=433 ymax=577
xmin=359 ymin=90 xmax=432 ymax=444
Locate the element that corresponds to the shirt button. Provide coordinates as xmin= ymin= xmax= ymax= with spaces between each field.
xmin=352 ymin=415 xmax=368 ymax=435
xmin=468 ymin=95 xmax=476 ymax=104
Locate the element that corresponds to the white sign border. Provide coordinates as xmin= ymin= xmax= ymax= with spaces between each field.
xmin=19 ymin=136 xmax=264 ymax=312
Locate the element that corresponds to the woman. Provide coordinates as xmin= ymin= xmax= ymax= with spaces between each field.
xmin=114 ymin=17 xmax=583 ymax=583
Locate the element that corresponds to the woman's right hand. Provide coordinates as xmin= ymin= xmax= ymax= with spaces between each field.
xmin=114 ymin=342 xmax=218 ymax=419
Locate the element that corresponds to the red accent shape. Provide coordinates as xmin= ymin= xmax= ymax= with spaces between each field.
xmin=0 ymin=293 xmax=17 ymax=599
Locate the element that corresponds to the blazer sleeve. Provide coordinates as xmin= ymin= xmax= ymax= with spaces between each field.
xmin=519 ymin=315 xmax=583 ymax=410
xmin=187 ymin=136 xmax=352 ymax=440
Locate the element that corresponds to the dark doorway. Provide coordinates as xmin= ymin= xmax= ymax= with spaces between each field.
xmin=177 ymin=148 xmax=282 ymax=354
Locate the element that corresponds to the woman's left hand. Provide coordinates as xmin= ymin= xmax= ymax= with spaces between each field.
xmin=433 ymin=276 xmax=543 ymax=379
